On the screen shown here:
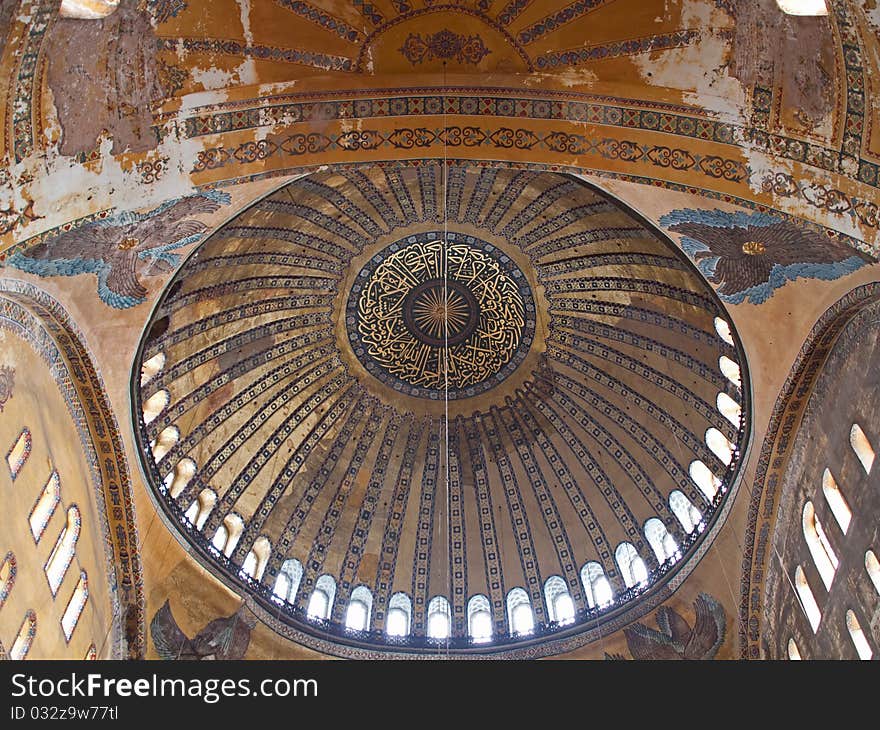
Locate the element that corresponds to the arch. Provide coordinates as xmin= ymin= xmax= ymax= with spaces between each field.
xmin=386 ymin=592 xmax=412 ymax=637
xmin=821 ymin=469 xmax=851 ymax=534
xmin=850 ymin=423 xmax=875 ymax=475
xmin=240 ymin=536 xmax=271 ymax=582
xmin=689 ymin=460 xmax=721 ymax=502
xmin=307 ymin=575 xmax=336 ymax=621
xmin=719 ymin=355 xmax=742 ymax=388
xmin=59 ymin=0 xmax=120 ymax=19
xmin=865 ymin=550 xmax=880 ymax=596
xmin=6 ymin=427 xmax=31 ymax=480
xmin=10 ymin=610 xmax=36 ymax=660
xmin=776 ymin=0 xmax=828 ymax=16
xmin=467 ymin=594 xmax=492 ymax=643
xmin=272 ymin=558 xmax=304 ymax=605
xmin=716 ymin=392 xmax=742 ymax=428
xmin=211 ymin=513 xmax=244 ymax=558
xmin=669 ymin=490 xmax=702 ymax=534
xmin=802 ymin=501 xmax=838 ymax=590
xmin=426 ymin=596 xmax=451 ymax=639
xmin=615 ymin=542 xmax=648 ymax=589
xmin=580 ymin=561 xmax=613 ymax=609
xmin=183 ymin=488 xmax=216 ymax=530
xmin=29 ymin=471 xmax=60 ymax=542
xmin=61 ymin=571 xmax=89 ymax=641
xmin=344 ymin=586 xmax=373 ymax=632
xmin=151 ymin=426 xmax=179 ymax=463
xmin=506 ymin=587 xmax=534 ymax=636
xmin=794 ymin=565 xmax=821 ymax=632
xmin=542 ymin=575 xmax=575 ymax=625
xmin=644 ymin=518 xmax=679 ymax=565
xmin=142 ymin=390 xmax=170 ymax=426
xmin=706 ymin=428 xmax=734 ymax=466
xmin=45 ymin=505 xmax=81 ymax=595
xmin=0 ymin=551 xmax=16 ymax=610
xmin=164 ymin=458 xmax=196 ymax=499
xmin=787 ymin=638 xmax=802 ymax=660
xmin=714 ymin=316 xmax=735 ymax=346
xmin=140 ymin=352 xmax=166 ymax=386
xmin=845 ymin=610 xmax=873 ymax=660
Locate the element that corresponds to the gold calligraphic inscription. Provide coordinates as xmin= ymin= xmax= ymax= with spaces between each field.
xmin=741 ymin=240 xmax=766 ymax=256
xmin=356 ymin=238 xmax=527 ymax=392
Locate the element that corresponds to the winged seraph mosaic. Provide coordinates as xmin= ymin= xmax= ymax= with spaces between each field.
xmin=150 ymin=599 xmax=257 ymax=660
xmin=659 ymin=209 xmax=873 ymax=305
xmin=7 ymin=190 xmax=230 ymax=309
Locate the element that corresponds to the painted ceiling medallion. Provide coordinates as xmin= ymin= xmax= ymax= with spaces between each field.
xmin=347 ymin=233 xmax=534 ymax=399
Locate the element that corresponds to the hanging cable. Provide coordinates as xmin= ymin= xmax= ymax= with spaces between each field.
xmin=441 ymin=60 xmax=452 ymax=659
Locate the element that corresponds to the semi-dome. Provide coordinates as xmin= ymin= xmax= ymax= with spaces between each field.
xmin=132 ymin=162 xmax=750 ymax=657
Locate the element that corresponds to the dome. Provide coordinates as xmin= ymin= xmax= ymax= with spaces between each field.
xmin=132 ymin=163 xmax=750 ymax=657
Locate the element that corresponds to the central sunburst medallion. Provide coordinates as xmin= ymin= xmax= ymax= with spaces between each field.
xmin=347 ymin=231 xmax=535 ymax=399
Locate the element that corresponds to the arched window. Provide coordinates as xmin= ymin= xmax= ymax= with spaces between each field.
xmin=616 ymin=542 xmax=648 ymax=589
xmin=140 ymin=352 xmax=166 ymax=386
xmin=706 ymin=428 xmax=734 ymax=466
xmin=10 ymin=610 xmax=36 ymax=660
xmin=183 ymin=488 xmax=216 ymax=530
xmin=306 ymin=575 xmax=336 ymax=621
xmin=240 ymin=536 xmax=271 ymax=582
xmin=821 ymin=469 xmax=851 ymax=535
xmin=644 ymin=518 xmax=679 ymax=565
xmin=845 ymin=610 xmax=873 ymax=660
xmin=543 ymin=575 xmax=575 ymax=625
xmin=850 ymin=423 xmax=875 ymax=475
xmin=802 ymin=501 xmax=838 ymax=590
xmin=142 ymin=390 xmax=170 ymax=426
xmin=45 ymin=506 xmax=81 ymax=595
xmin=689 ymin=460 xmax=721 ymax=501
xmin=84 ymin=644 xmax=97 ymax=660
xmin=669 ymin=491 xmax=702 ymax=534
xmin=151 ymin=426 xmax=179 ymax=463
xmin=506 ymin=588 xmax=534 ymax=636
xmin=716 ymin=392 xmax=741 ymax=428
xmin=211 ymin=513 xmax=243 ymax=558
xmin=776 ymin=0 xmax=828 ymax=16
xmin=344 ymin=586 xmax=373 ymax=632
xmin=865 ymin=551 xmax=880 ymax=596
xmin=29 ymin=471 xmax=60 ymax=542
xmin=165 ymin=458 xmax=196 ymax=499
xmin=467 ymin=594 xmax=493 ymax=643
xmin=6 ymin=427 xmax=31 ymax=480
xmin=426 ymin=596 xmax=451 ymax=640
xmin=61 ymin=571 xmax=89 ymax=641
xmin=60 ymin=0 xmax=121 ymax=20
xmin=719 ymin=355 xmax=742 ymax=389
xmin=787 ymin=638 xmax=802 ymax=660
xmin=0 ymin=551 xmax=16 ymax=610
xmin=580 ymin=562 xmax=613 ymax=609
xmin=713 ymin=316 xmax=735 ymax=346
xmin=272 ymin=558 xmax=303 ymax=605
xmin=386 ymin=592 xmax=412 ymax=637
xmin=794 ymin=565 xmax=821 ymax=633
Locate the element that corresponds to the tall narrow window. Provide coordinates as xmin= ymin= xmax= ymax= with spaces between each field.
xmin=713 ymin=316 xmax=735 ymax=346
xmin=240 ymin=536 xmax=271 ymax=582
xmin=29 ymin=471 xmax=60 ymax=542
xmin=140 ymin=352 xmax=166 ymax=386
xmin=61 ymin=571 xmax=88 ymax=641
xmin=850 ymin=424 xmax=875 ymax=475
xmin=716 ymin=392 xmax=741 ymax=428
xmin=10 ymin=610 xmax=36 ymax=660
xmin=211 ymin=513 xmax=243 ymax=558
xmin=669 ymin=491 xmax=702 ymax=534
xmin=45 ymin=506 xmax=81 ymax=595
xmin=84 ymin=645 xmax=97 ymax=660
xmin=616 ymin=542 xmax=648 ymax=589
xmin=151 ymin=426 xmax=179 ymax=462
xmin=6 ymin=427 xmax=31 ymax=480
xmin=580 ymin=562 xmax=613 ymax=609
xmin=272 ymin=558 xmax=303 ymax=605
xmin=386 ymin=593 xmax=412 ymax=637
xmin=165 ymin=458 xmax=196 ymax=499
xmin=543 ymin=575 xmax=575 ymax=625
xmin=865 ymin=551 xmax=880 ymax=596
xmin=821 ymin=469 xmax=851 ymax=535
xmin=426 ymin=596 xmax=451 ymax=640
xmin=306 ymin=575 xmax=336 ymax=621
xmin=794 ymin=566 xmax=821 ymax=633
xmin=142 ymin=390 xmax=170 ymax=426
xmin=0 ymin=551 xmax=16 ymax=610
xmin=344 ymin=586 xmax=373 ymax=632
xmin=776 ymin=0 xmax=828 ymax=16
xmin=706 ymin=428 xmax=734 ymax=466
xmin=644 ymin=518 xmax=679 ymax=565
xmin=467 ymin=594 xmax=493 ymax=643
xmin=845 ymin=610 xmax=873 ymax=660
xmin=719 ymin=356 xmax=742 ymax=389
xmin=506 ymin=588 xmax=534 ymax=636
xmin=802 ymin=501 xmax=837 ymax=590
xmin=689 ymin=460 xmax=721 ymax=501
xmin=184 ymin=488 xmax=216 ymax=530
xmin=787 ymin=638 xmax=802 ymax=660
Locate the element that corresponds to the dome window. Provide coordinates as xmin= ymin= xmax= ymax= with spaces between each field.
xmin=345 ymin=586 xmax=373 ymax=632
xmin=794 ymin=566 xmax=821 ymax=633
xmin=307 ymin=575 xmax=337 ymax=621
xmin=506 ymin=588 xmax=534 ymax=636
xmin=467 ymin=594 xmax=493 ymax=643
xmin=385 ymin=593 xmax=412 ymax=637
xmin=427 ymin=596 xmax=451 ymax=640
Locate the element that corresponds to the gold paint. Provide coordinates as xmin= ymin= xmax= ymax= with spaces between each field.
xmin=118 ymin=236 xmax=139 ymax=250
xmin=741 ymin=240 xmax=766 ymax=255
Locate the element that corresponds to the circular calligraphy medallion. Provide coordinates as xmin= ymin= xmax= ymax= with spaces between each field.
xmin=346 ymin=232 xmax=535 ymax=399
